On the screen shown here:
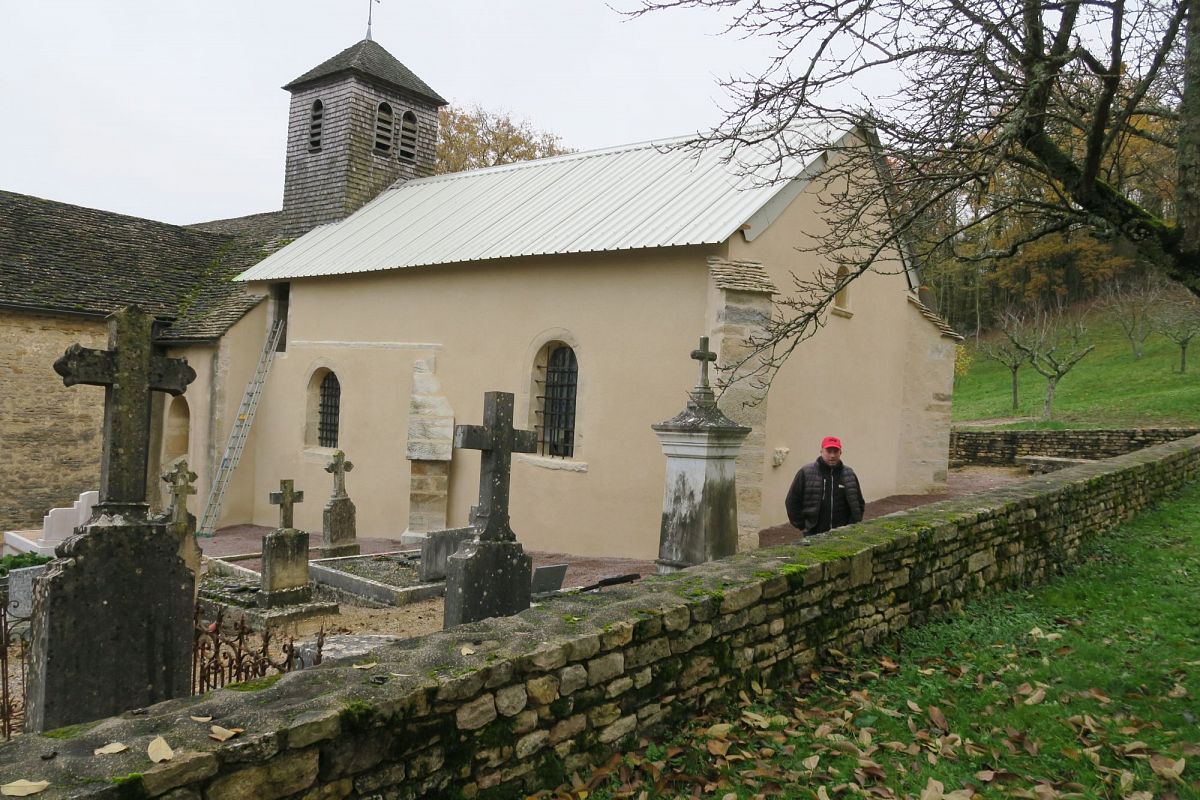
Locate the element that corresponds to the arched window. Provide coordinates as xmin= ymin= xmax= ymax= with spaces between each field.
xmin=374 ymin=102 xmax=394 ymax=154
xmin=318 ymin=372 xmax=341 ymax=447
xmin=164 ymin=396 xmax=190 ymax=465
xmin=309 ymin=100 xmax=323 ymax=152
xmin=833 ymin=266 xmax=851 ymax=311
xmin=540 ymin=345 xmax=577 ymax=458
xmin=399 ymin=111 xmax=418 ymax=162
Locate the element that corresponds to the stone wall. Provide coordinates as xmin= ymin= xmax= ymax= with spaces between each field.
xmin=5 ymin=435 xmax=1200 ymax=798
xmin=0 ymin=310 xmax=106 ymax=532
xmin=950 ymin=427 xmax=1200 ymax=466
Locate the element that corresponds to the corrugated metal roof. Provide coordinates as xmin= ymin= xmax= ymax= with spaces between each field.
xmin=238 ymin=128 xmax=849 ymax=282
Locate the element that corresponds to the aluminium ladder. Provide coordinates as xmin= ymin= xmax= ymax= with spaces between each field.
xmin=197 ymin=320 xmax=285 ymax=537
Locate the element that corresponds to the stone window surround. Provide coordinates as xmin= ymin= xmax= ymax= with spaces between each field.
xmin=832 ymin=265 xmax=852 ymax=317
xmin=524 ymin=330 xmax=585 ymax=465
xmin=303 ymin=362 xmax=345 ymax=450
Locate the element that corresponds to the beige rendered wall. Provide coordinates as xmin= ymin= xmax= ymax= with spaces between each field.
xmin=727 ymin=172 xmax=931 ymax=528
xmin=0 ymin=311 xmax=107 ymax=532
xmin=244 ymin=247 xmax=718 ymax=559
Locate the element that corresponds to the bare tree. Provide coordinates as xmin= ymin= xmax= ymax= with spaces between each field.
xmin=1003 ymin=306 xmax=1096 ymax=420
xmin=979 ymin=336 xmax=1026 ymax=411
xmin=1099 ymin=273 xmax=1166 ymax=359
xmin=628 ymin=0 xmax=1196 ymax=390
xmin=1153 ymin=292 xmax=1200 ymax=371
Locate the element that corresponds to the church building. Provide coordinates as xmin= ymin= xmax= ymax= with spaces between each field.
xmin=2 ymin=36 xmax=960 ymax=560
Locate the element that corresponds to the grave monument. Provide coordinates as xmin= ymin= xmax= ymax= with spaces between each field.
xmin=321 ymin=450 xmax=359 ymax=557
xmin=652 ymin=337 xmax=750 ymax=573
xmin=162 ymin=460 xmax=203 ymax=599
xmin=261 ymin=479 xmax=312 ymax=607
xmin=25 ymin=305 xmax=197 ymax=732
xmin=443 ymin=391 xmax=537 ymax=628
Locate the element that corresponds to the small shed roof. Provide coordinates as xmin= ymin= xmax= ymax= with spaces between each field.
xmin=237 ymin=126 xmax=852 ymax=283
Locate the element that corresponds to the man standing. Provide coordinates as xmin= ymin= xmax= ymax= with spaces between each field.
xmin=785 ymin=436 xmax=865 ymax=542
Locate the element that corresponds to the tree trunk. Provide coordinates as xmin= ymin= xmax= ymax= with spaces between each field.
xmin=1010 ymin=365 xmax=1020 ymax=410
xmin=1042 ymin=377 xmax=1058 ymax=421
xmin=1179 ymin=3 xmax=1200 ymax=262
xmin=1182 ymin=342 xmax=1189 ymax=373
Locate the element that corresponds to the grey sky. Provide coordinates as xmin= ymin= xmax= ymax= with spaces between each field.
xmin=0 ymin=1 xmax=769 ymax=225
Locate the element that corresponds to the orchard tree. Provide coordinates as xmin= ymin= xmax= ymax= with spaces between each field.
xmin=979 ymin=336 xmax=1027 ymax=411
xmin=629 ymin=0 xmax=1196 ymax=389
xmin=1099 ymin=273 xmax=1167 ymax=359
xmin=1153 ymin=291 xmax=1200 ymax=371
xmin=1002 ymin=305 xmax=1096 ymax=420
xmin=437 ymin=105 xmax=572 ymax=175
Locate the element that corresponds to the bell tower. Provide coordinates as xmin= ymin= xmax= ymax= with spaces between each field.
xmin=279 ymin=39 xmax=446 ymax=237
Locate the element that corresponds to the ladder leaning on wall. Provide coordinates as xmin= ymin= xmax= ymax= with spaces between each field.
xmin=197 ymin=320 xmax=285 ymax=537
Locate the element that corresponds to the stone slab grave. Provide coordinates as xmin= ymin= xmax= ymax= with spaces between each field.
xmin=3 ymin=489 xmax=98 ymax=556
xmin=25 ymin=305 xmax=197 ymax=732
xmin=198 ymin=479 xmax=337 ymax=628
xmin=321 ymin=450 xmax=360 ymax=557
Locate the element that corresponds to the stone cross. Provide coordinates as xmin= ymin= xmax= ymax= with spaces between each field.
xmin=454 ymin=392 xmax=537 ymax=542
xmin=325 ymin=450 xmax=354 ymax=499
xmin=53 ymin=305 xmax=196 ymax=512
xmin=691 ymin=336 xmax=717 ymax=388
xmin=162 ymin=460 xmax=198 ymax=525
xmin=269 ymin=479 xmax=304 ymax=529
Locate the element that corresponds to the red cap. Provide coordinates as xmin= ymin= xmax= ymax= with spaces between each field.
xmin=821 ymin=436 xmax=843 ymax=450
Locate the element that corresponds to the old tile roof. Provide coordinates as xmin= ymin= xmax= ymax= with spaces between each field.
xmin=283 ymin=39 xmax=447 ymax=106
xmin=908 ymin=295 xmax=964 ymax=341
xmin=708 ymin=257 xmax=778 ymax=295
xmin=0 ymin=190 xmax=277 ymax=341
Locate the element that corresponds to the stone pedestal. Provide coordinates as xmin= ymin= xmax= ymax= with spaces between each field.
xmin=322 ymin=496 xmax=359 ymax=557
xmin=260 ymin=528 xmax=312 ymax=608
xmin=25 ymin=516 xmax=194 ymax=732
xmin=443 ymin=539 xmax=532 ymax=628
xmin=167 ymin=511 xmax=203 ymax=601
xmin=652 ymin=337 xmax=751 ymax=573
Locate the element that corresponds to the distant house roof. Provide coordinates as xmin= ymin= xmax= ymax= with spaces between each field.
xmin=0 ymin=191 xmax=281 ymax=341
xmin=238 ymin=127 xmax=852 ymax=282
xmin=283 ymin=39 xmax=447 ymax=106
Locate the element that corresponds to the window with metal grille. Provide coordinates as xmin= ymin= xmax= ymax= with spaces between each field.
xmin=399 ymin=111 xmax=418 ymax=162
xmin=318 ymin=372 xmax=341 ymax=448
xmin=374 ymin=102 xmax=393 ymax=154
xmin=541 ymin=346 xmax=577 ymax=458
xmin=309 ymin=100 xmax=323 ymax=152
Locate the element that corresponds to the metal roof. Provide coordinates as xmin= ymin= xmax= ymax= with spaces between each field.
xmin=238 ymin=127 xmax=850 ymax=282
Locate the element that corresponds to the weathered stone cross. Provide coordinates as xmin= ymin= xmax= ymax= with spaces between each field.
xmin=454 ymin=392 xmax=537 ymax=542
xmin=325 ymin=450 xmax=354 ymax=499
xmin=162 ymin=460 xmax=198 ymax=525
xmin=688 ymin=336 xmax=718 ymax=408
xmin=269 ymin=480 xmax=304 ymax=529
xmin=53 ymin=305 xmax=196 ymax=512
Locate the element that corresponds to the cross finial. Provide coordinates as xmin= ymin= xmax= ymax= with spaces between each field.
xmin=162 ymin=460 xmax=198 ymax=526
xmin=269 ymin=479 xmax=305 ymax=530
xmin=366 ymin=0 xmax=379 ymax=40
xmin=325 ymin=450 xmax=354 ymax=499
xmin=454 ymin=392 xmax=538 ymax=542
xmin=691 ymin=336 xmax=717 ymax=388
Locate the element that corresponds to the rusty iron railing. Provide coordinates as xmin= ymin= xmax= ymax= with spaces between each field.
xmin=0 ymin=599 xmax=31 ymax=740
xmin=192 ymin=607 xmax=323 ymax=695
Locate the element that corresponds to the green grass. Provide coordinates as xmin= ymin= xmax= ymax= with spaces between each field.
xmin=550 ymin=480 xmax=1200 ymax=800
xmin=953 ymin=314 xmax=1200 ymax=426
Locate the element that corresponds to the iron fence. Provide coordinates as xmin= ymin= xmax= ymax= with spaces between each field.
xmin=0 ymin=599 xmax=31 ymax=740
xmin=192 ymin=607 xmax=323 ymax=695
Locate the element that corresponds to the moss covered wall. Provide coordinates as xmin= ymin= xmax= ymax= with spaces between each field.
xmin=3 ymin=435 xmax=1199 ymax=799
xmin=950 ymin=427 xmax=1200 ymax=466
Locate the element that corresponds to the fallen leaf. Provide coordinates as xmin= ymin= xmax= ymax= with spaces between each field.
xmin=723 ymin=794 xmax=737 ymax=800
xmin=707 ymin=723 xmax=733 ymax=738
xmin=93 ymin=742 xmax=128 ymax=756
xmin=928 ymin=706 xmax=948 ymax=731
xmin=919 ymin=777 xmax=944 ymax=800
xmin=389 ymin=672 xmax=413 ymax=678
xmin=707 ymin=739 xmax=731 ymax=757
xmin=460 ymin=646 xmax=475 ymax=656
xmin=1024 ymin=688 xmax=1047 ymax=705
xmin=803 ymin=755 xmax=820 ymax=770
xmin=189 ymin=715 xmax=213 ymax=723
xmin=147 ymin=736 xmax=174 ymax=763
xmin=352 ymin=661 xmax=378 ymax=670
xmin=907 ymin=700 xmax=922 ymax=713
xmin=1150 ymin=755 xmax=1185 ymax=783
xmin=209 ymin=725 xmax=244 ymax=742
xmin=1 ymin=781 xmax=50 ymax=797
xmin=817 ymin=788 xmax=832 ymax=800
xmin=1167 ymin=684 xmax=1190 ymax=699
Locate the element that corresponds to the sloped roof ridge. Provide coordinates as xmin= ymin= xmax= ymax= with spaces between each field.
xmin=283 ymin=38 xmax=446 ymax=105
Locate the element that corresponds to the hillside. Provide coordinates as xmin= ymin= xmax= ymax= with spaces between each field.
xmin=952 ymin=314 xmax=1200 ymax=428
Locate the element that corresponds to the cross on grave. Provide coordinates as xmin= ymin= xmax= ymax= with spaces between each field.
xmin=53 ymin=305 xmax=196 ymax=513
xmin=688 ymin=336 xmax=718 ymax=408
xmin=162 ymin=460 xmax=198 ymax=526
xmin=325 ymin=450 xmax=354 ymax=499
xmin=454 ymin=392 xmax=537 ymax=542
xmin=269 ymin=480 xmax=304 ymax=529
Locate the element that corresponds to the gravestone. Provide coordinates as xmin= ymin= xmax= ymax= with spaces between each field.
xmin=261 ymin=480 xmax=312 ymax=607
xmin=6 ymin=565 xmax=47 ymax=618
xmin=322 ymin=450 xmax=359 ymax=557
xmin=26 ymin=306 xmax=197 ymax=732
xmin=531 ymin=563 xmax=570 ymax=595
xmin=3 ymin=490 xmax=98 ymax=556
xmin=444 ymin=392 xmax=537 ymax=628
xmin=418 ymin=526 xmax=474 ymax=582
xmin=162 ymin=460 xmax=202 ymax=599
xmin=652 ymin=337 xmax=750 ymax=573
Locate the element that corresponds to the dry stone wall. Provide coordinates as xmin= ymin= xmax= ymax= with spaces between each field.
xmin=950 ymin=427 xmax=1200 ymax=466
xmin=4 ymin=435 xmax=1200 ymax=799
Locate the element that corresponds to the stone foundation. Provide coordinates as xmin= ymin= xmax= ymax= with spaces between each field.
xmin=950 ymin=427 xmax=1200 ymax=465
xmin=4 ymin=435 xmax=1199 ymax=797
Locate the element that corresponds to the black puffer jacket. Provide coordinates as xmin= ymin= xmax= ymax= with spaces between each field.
xmin=785 ymin=458 xmax=864 ymax=533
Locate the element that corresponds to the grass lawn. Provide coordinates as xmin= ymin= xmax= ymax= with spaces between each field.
xmin=544 ymin=480 xmax=1200 ymax=800
xmin=953 ymin=315 xmax=1200 ymax=426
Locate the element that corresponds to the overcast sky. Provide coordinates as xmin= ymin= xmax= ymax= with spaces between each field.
xmin=0 ymin=1 xmax=773 ymax=225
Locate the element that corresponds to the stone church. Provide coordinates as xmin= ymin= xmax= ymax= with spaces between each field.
xmin=1 ymin=36 xmax=960 ymax=559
